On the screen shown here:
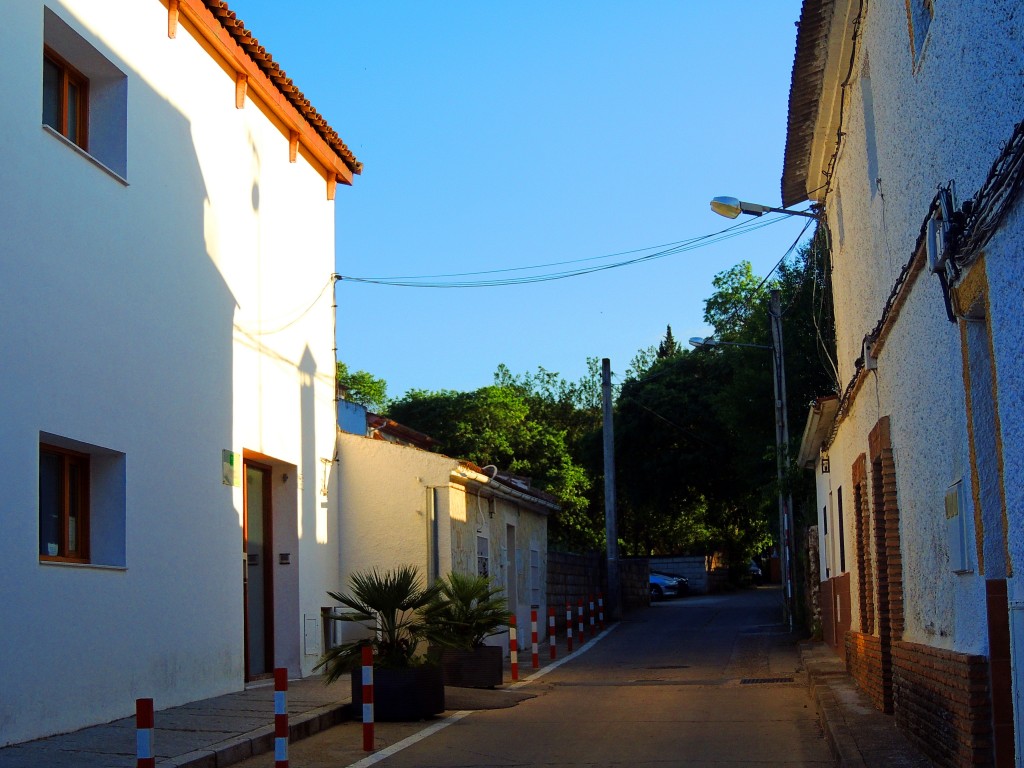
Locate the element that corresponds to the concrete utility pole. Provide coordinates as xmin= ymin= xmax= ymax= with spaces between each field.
xmin=602 ymin=358 xmax=621 ymax=620
xmin=769 ymin=290 xmax=794 ymax=632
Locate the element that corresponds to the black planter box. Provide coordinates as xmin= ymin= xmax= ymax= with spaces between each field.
xmin=439 ymin=645 xmax=504 ymax=688
xmin=350 ymin=664 xmax=445 ymax=721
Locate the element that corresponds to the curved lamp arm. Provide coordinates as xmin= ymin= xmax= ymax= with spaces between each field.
xmin=710 ymin=196 xmax=819 ymax=220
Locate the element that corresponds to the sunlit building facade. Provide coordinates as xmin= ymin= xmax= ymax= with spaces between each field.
xmin=0 ymin=0 xmax=359 ymax=744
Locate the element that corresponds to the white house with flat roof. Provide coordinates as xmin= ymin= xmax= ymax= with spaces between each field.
xmin=0 ymin=0 xmax=360 ymax=745
xmin=335 ymin=410 xmax=558 ymax=652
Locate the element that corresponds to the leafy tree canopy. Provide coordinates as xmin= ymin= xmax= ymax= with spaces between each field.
xmin=387 ymin=364 xmax=604 ymax=550
xmin=615 ymin=228 xmax=836 ymax=562
xmin=337 ymin=361 xmax=389 ymax=412
xmin=702 ymin=261 xmax=768 ymax=340
xmin=656 ymin=325 xmax=682 ymax=359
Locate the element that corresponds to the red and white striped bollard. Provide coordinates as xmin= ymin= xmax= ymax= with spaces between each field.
xmin=361 ymin=645 xmax=374 ymax=751
xmin=598 ymin=593 xmax=605 ymax=630
xmin=589 ymin=595 xmax=596 ymax=634
xmin=531 ymin=608 xmax=539 ymax=669
xmin=578 ymin=598 xmax=585 ymax=644
xmin=274 ymin=668 xmax=288 ymax=767
xmin=548 ymin=606 xmax=557 ymax=660
xmin=136 ymin=698 xmax=155 ymax=768
xmin=566 ymin=603 xmax=573 ymax=653
xmin=509 ymin=613 xmax=519 ymax=681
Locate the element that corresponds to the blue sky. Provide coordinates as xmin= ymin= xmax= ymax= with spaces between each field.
xmin=228 ymin=1 xmax=809 ymax=400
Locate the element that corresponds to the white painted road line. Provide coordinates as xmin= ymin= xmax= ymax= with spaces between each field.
xmin=343 ymin=624 xmax=619 ymax=767
xmin=344 ymin=710 xmax=474 ymax=768
xmin=510 ymin=622 xmax=620 ymax=688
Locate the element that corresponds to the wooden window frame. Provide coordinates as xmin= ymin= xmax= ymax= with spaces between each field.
xmin=39 ymin=443 xmax=91 ymax=563
xmin=43 ymin=45 xmax=89 ymax=150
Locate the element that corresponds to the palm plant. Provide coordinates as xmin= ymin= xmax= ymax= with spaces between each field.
xmin=424 ymin=571 xmax=508 ymax=649
xmin=316 ymin=565 xmax=443 ymax=683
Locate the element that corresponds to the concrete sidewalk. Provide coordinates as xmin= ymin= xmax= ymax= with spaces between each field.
xmin=799 ymin=641 xmax=933 ymax=768
xmin=0 ymin=676 xmax=351 ymax=768
xmin=0 ymin=657 xmax=549 ymax=768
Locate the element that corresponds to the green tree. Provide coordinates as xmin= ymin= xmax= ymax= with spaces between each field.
xmin=615 ymin=348 xmax=767 ymax=559
xmin=627 ymin=345 xmax=658 ymax=379
xmin=387 ymin=366 xmax=603 ymax=550
xmin=490 ymin=362 xmax=607 ymax=549
xmin=613 ymin=227 xmax=836 ymax=567
xmin=656 ymin=325 xmax=682 ymax=359
xmin=336 ymin=361 xmax=389 ymax=412
xmin=702 ymin=261 xmax=768 ymax=341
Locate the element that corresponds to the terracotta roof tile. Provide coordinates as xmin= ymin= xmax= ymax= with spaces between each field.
xmin=781 ymin=0 xmax=833 ymax=207
xmin=203 ymin=0 xmax=362 ymax=175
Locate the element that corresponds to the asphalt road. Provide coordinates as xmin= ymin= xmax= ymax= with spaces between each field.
xmin=235 ymin=587 xmax=832 ymax=767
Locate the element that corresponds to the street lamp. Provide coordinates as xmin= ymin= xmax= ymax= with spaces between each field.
xmin=689 ymin=290 xmax=795 ymax=632
xmin=701 ymin=193 xmax=820 ymax=630
xmin=687 ymin=337 xmax=770 ymax=351
xmin=710 ymin=196 xmax=819 ymax=220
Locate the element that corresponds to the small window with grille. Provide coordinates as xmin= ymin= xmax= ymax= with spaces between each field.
xmin=477 ymin=535 xmax=489 ymax=578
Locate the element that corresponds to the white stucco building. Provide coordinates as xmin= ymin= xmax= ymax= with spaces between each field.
xmin=335 ymin=408 xmax=558 ymax=650
xmin=0 ymin=0 xmax=360 ymax=745
xmin=786 ymin=1 xmax=1024 ymax=765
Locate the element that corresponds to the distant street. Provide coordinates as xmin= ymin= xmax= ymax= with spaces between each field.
xmin=236 ymin=587 xmax=832 ymax=768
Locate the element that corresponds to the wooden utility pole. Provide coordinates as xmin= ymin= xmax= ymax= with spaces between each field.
xmin=602 ymin=358 xmax=621 ymax=620
xmin=769 ymin=290 xmax=794 ymax=631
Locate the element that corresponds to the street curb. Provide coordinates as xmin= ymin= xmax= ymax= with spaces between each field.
xmin=809 ymin=678 xmax=865 ymax=768
xmin=159 ymin=702 xmax=353 ymax=768
xmin=799 ymin=642 xmax=866 ymax=768
xmin=798 ymin=641 xmax=932 ymax=768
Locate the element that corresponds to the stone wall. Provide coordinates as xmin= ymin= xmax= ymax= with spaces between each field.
xmin=547 ymin=552 xmax=650 ymax=630
xmin=619 ymin=558 xmax=650 ymax=610
xmin=806 ymin=525 xmax=822 ymax=637
xmin=547 ymin=551 xmax=602 ymax=607
xmin=546 ymin=551 xmax=603 ymax=635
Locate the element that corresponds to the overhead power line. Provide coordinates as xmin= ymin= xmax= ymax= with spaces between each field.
xmin=338 ymin=214 xmax=798 ymax=289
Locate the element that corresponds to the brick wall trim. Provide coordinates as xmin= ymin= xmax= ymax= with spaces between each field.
xmin=868 ymin=415 xmax=891 ymax=462
xmin=893 ymin=640 xmax=992 ymax=768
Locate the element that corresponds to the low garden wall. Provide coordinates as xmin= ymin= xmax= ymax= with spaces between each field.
xmin=547 ymin=551 xmax=650 ymax=627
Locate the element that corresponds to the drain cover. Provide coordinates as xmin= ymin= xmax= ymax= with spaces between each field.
xmin=740 ymin=677 xmax=795 ymax=685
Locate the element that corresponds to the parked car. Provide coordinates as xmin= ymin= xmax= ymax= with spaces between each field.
xmin=748 ymin=560 xmax=763 ymax=586
xmin=650 ymin=571 xmax=689 ymax=599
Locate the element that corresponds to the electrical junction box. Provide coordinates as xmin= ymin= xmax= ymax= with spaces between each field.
xmin=945 ymin=480 xmax=973 ymax=574
xmin=927 ymin=187 xmax=956 ymax=273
